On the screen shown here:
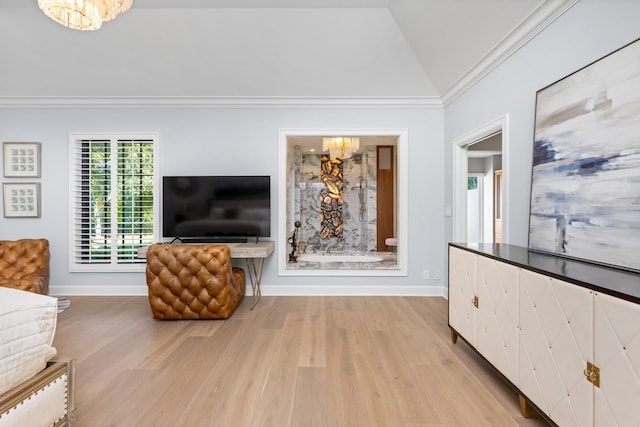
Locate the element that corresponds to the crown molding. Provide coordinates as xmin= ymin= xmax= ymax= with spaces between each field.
xmin=441 ymin=0 xmax=579 ymax=106
xmin=0 ymin=96 xmax=442 ymax=109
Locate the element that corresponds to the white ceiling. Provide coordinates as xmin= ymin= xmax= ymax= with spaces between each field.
xmin=0 ymin=0 xmax=575 ymax=104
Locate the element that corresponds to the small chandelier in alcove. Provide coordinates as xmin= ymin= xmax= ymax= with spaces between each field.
xmin=38 ymin=0 xmax=133 ymax=31
xmin=322 ymin=137 xmax=360 ymax=160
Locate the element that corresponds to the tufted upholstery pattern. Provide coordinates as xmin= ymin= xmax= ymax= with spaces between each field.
xmin=593 ymin=291 xmax=640 ymax=427
xmin=146 ymin=244 xmax=245 ymax=319
xmin=448 ymin=246 xmax=477 ymax=345
xmin=519 ymin=269 xmax=593 ymax=427
xmin=0 ymin=239 xmax=50 ymax=295
xmin=476 ymin=255 xmax=519 ymax=386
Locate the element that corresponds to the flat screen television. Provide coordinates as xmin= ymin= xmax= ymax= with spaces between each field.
xmin=162 ymin=175 xmax=270 ymax=243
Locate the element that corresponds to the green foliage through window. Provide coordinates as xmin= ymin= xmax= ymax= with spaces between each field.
xmin=468 ymin=176 xmax=478 ymax=190
xmin=71 ymin=136 xmax=156 ymax=267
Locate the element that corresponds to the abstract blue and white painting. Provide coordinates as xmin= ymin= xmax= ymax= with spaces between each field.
xmin=529 ymin=38 xmax=640 ymax=272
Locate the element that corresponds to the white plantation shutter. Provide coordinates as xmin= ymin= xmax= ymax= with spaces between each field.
xmin=69 ymin=134 xmax=158 ymax=271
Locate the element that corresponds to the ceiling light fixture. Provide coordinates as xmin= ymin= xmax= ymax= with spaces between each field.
xmin=38 ymin=0 xmax=133 ymax=31
xmin=322 ymin=137 xmax=360 ymax=160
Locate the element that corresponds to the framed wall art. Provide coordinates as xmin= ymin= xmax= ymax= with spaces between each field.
xmin=3 ymin=142 xmax=41 ymax=178
xmin=3 ymin=182 xmax=41 ymax=218
xmin=528 ymin=38 xmax=640 ymax=272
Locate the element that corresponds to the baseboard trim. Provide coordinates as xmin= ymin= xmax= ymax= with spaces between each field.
xmin=260 ymin=284 xmax=446 ymax=297
xmin=51 ymin=285 xmax=149 ymax=296
xmin=51 ymin=284 xmax=446 ymax=297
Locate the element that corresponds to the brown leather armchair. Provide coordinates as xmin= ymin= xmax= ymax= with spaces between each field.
xmin=0 ymin=239 xmax=50 ymax=295
xmin=146 ymin=244 xmax=245 ymax=319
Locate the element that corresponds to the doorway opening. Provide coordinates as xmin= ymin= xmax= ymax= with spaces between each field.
xmin=467 ymin=132 xmax=503 ymax=243
xmin=376 ymin=145 xmax=395 ymax=252
xmin=453 ymin=114 xmax=509 ymax=244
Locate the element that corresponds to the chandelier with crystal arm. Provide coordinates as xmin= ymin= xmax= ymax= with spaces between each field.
xmin=322 ymin=137 xmax=360 ymax=160
xmin=38 ymin=0 xmax=133 ymax=31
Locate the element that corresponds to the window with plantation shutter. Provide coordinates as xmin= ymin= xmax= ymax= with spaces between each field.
xmin=69 ymin=134 xmax=158 ymax=272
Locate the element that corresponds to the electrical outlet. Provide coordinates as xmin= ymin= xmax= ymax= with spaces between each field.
xmin=423 ymin=270 xmax=430 ymax=280
xmin=434 ymin=270 xmax=441 ymax=280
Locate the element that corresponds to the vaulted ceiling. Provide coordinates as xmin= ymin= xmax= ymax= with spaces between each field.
xmin=0 ymin=0 xmax=576 ymax=105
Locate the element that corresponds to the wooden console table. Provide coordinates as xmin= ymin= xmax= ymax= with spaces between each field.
xmin=225 ymin=241 xmax=275 ymax=309
xmin=139 ymin=241 xmax=275 ymax=310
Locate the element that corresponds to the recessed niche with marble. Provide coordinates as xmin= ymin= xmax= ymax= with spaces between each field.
xmin=279 ymin=130 xmax=408 ymax=276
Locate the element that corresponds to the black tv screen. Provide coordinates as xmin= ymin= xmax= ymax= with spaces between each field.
xmin=162 ymin=176 xmax=270 ymax=242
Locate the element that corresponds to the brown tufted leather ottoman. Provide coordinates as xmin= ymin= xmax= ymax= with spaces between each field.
xmin=145 ymin=244 xmax=245 ymax=319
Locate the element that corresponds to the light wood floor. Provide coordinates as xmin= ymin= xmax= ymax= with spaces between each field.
xmin=53 ymin=296 xmax=550 ymax=427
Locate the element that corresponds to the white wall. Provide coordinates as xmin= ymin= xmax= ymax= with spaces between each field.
xmin=0 ymin=106 xmax=445 ymax=296
xmin=467 ymin=158 xmax=486 ymax=174
xmin=6 ymin=1 xmax=637 ymax=297
xmin=444 ymin=1 xmax=640 ymax=250
xmin=0 ymin=8 xmax=435 ymax=98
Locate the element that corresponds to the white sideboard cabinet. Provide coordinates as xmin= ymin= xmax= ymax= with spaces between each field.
xmin=448 ymin=243 xmax=640 ymax=427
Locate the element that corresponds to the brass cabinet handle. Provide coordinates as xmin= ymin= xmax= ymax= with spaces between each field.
xmin=584 ymin=362 xmax=600 ymax=387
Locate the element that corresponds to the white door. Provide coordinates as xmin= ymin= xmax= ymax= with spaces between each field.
xmin=467 ymin=174 xmax=483 ymax=243
xmin=494 ymin=170 xmax=503 ymax=243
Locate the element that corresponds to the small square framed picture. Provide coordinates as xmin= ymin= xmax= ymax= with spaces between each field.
xmin=3 ymin=182 xmax=41 ymax=218
xmin=3 ymin=142 xmax=41 ymax=178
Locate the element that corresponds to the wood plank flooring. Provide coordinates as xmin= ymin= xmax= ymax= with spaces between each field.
xmin=53 ymin=296 xmax=550 ymax=427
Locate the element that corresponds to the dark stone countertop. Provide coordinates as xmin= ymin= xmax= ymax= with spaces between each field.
xmin=449 ymin=243 xmax=640 ymax=304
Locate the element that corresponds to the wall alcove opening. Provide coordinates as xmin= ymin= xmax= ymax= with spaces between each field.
xmin=278 ymin=129 xmax=408 ymax=277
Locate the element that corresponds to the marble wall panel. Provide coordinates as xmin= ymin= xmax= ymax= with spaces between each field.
xmin=291 ymin=149 xmax=378 ymax=253
xmin=366 ymin=146 xmax=378 ymax=251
